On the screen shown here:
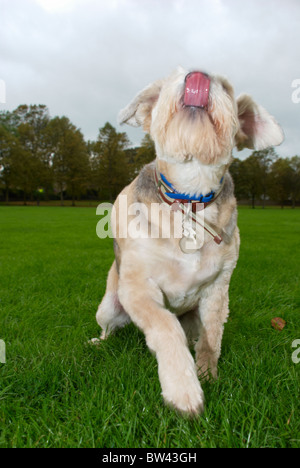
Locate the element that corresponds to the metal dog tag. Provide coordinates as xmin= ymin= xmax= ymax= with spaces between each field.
xmin=179 ymin=203 xmax=202 ymax=254
xmin=179 ymin=236 xmax=202 ymax=254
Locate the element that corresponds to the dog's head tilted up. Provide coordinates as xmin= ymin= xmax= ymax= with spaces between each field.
xmin=119 ymin=66 xmax=284 ymax=165
xmin=94 ymin=67 xmax=284 ymax=416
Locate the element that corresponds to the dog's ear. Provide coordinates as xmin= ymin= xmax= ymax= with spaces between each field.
xmin=235 ymin=94 xmax=284 ymax=151
xmin=118 ymin=80 xmax=163 ymax=131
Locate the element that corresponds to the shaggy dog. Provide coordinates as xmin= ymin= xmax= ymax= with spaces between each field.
xmin=92 ymin=67 xmax=283 ymax=415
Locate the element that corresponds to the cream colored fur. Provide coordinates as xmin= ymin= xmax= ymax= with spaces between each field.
xmin=92 ymin=67 xmax=283 ymax=415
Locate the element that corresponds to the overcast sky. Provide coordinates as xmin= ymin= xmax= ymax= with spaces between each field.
xmin=1 ymin=0 xmax=299 ymax=159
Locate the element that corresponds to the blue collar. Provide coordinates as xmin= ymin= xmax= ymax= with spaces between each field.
xmin=160 ymin=172 xmax=223 ymax=204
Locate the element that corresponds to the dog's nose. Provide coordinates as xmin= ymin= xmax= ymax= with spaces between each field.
xmin=184 ymin=72 xmax=210 ymax=108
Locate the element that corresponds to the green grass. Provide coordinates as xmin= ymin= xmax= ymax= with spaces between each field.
xmin=0 ymin=206 xmax=299 ymax=448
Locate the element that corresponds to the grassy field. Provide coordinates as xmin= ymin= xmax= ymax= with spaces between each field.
xmin=0 ymin=206 xmax=299 ymax=448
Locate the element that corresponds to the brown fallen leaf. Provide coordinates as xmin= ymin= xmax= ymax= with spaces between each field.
xmin=271 ymin=317 xmax=286 ymax=331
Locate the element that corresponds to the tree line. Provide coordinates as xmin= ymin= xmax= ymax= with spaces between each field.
xmin=0 ymin=104 xmax=299 ymax=207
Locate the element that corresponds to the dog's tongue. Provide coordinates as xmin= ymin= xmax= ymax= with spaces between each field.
xmin=184 ymin=72 xmax=210 ymax=108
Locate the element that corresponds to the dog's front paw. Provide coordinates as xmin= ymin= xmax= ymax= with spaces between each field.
xmin=161 ymin=374 xmax=204 ymax=416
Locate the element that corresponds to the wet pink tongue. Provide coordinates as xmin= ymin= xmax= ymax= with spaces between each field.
xmin=184 ymin=72 xmax=210 ymax=108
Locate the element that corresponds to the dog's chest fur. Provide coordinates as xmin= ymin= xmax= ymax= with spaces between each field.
xmin=157 ymin=245 xmax=222 ymax=315
xmin=134 ymin=237 xmax=223 ymax=315
xmin=115 ymin=161 xmax=238 ymax=316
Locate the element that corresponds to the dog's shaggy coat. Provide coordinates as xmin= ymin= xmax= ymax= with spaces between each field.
xmin=93 ymin=67 xmax=283 ymax=414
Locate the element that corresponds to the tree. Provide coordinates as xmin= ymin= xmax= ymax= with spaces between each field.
xmin=12 ymin=105 xmax=52 ymax=203
xmin=0 ymin=110 xmax=23 ymax=202
xmin=229 ymin=157 xmax=245 ymax=200
xmin=134 ymin=134 xmax=156 ymax=172
xmin=239 ymin=154 xmax=264 ymax=208
xmin=290 ymin=156 xmax=300 ymax=208
xmin=93 ymin=122 xmax=130 ymax=201
xmin=10 ymin=145 xmax=40 ymax=204
xmin=0 ymin=110 xmax=21 ymax=135
xmin=231 ymin=149 xmax=278 ymax=207
xmin=268 ymin=158 xmax=293 ymax=208
xmin=45 ymin=116 xmax=89 ymax=206
xmin=0 ymin=125 xmax=18 ymax=203
xmin=252 ymin=148 xmax=277 ymax=208
xmin=64 ymin=128 xmax=89 ymax=205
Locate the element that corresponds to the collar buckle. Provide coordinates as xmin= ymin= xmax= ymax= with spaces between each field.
xmin=154 ymin=165 xmax=224 ymax=245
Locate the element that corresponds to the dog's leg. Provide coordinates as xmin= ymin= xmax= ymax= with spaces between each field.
xmin=195 ymin=270 xmax=232 ymax=380
xmin=93 ymin=261 xmax=130 ymax=342
xmin=118 ymin=268 xmax=204 ymax=415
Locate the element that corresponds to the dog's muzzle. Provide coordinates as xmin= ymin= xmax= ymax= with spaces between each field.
xmin=184 ymin=72 xmax=210 ymax=108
